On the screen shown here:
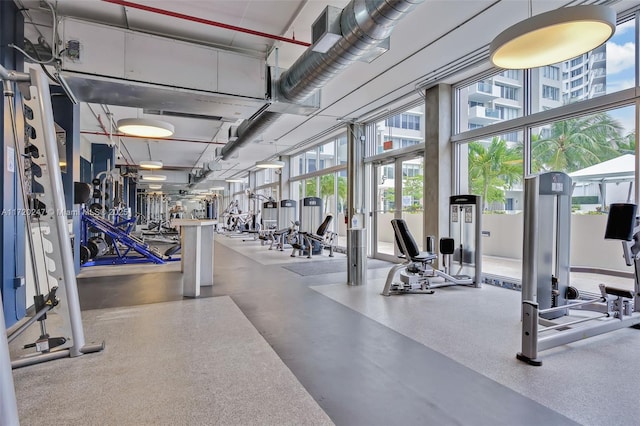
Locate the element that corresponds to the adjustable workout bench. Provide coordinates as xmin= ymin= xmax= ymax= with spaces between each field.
xmin=381 ymin=219 xmax=476 ymax=296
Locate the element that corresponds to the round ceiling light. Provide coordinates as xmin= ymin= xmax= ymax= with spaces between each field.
xmin=148 ymin=184 xmax=162 ymax=190
xmin=490 ymin=5 xmax=616 ymax=69
xmin=255 ymin=160 xmax=285 ymax=169
xmin=117 ymin=118 xmax=175 ymax=138
xmin=141 ymin=174 xmax=167 ymax=181
xmin=139 ymin=160 xmax=163 ymax=169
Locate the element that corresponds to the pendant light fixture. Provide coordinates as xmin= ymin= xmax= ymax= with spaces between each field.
xmin=140 ymin=172 xmax=167 ymax=182
xmin=256 ymin=142 xmax=285 ymax=169
xmin=490 ymin=4 xmax=616 ymax=69
xmin=255 ymin=159 xmax=285 ymax=169
xmin=117 ymin=118 xmax=175 ymax=138
xmin=139 ymin=160 xmax=163 ymax=169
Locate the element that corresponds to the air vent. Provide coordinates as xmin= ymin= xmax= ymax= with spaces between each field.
xmin=311 ymin=6 xmax=342 ymax=53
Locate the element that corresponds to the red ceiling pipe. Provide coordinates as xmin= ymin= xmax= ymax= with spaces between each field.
xmin=82 ymin=130 xmax=226 ymax=145
xmin=101 ymin=0 xmax=311 ymax=47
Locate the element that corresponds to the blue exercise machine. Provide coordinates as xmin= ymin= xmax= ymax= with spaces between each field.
xmin=80 ymin=209 xmax=173 ymax=266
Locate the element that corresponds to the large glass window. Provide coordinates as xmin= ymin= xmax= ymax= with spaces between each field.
xmin=375 ymin=105 xmax=424 ymax=153
xmin=530 ymin=106 xmax=634 ymax=194
xmin=319 ymin=142 xmax=334 ymax=169
xmin=530 ymin=19 xmax=636 ymax=114
xmin=458 ymin=19 xmax=637 ymax=128
xmin=289 ymin=134 xmax=348 ymax=247
xmin=337 ymin=136 xmax=348 ymax=165
xmin=291 ymin=153 xmax=304 ymax=177
xmin=457 ymin=70 xmax=524 ymax=133
xmin=302 ymin=177 xmax=317 ymax=198
xmin=529 ymin=105 xmax=636 ymax=292
xmin=459 ymin=131 xmax=524 ymax=281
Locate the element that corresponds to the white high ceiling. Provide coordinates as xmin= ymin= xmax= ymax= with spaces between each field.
xmin=15 ymin=0 xmax=640 ymax=191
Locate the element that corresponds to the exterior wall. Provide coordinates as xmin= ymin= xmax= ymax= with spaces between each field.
xmin=481 ymin=214 xmax=524 ymax=259
xmin=570 ymin=214 xmax=629 ymax=272
xmin=376 ymin=212 xmax=423 ymax=245
xmin=482 ymin=213 xmax=630 ymax=273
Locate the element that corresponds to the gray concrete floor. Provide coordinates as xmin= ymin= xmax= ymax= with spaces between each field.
xmin=312 ymin=272 xmax=640 ymax=426
xmin=9 ymin=231 xmax=636 ymax=426
xmin=11 ymin=297 xmax=332 ymax=426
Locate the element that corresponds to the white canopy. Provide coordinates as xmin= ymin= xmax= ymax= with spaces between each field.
xmin=569 ymin=154 xmax=636 ymax=182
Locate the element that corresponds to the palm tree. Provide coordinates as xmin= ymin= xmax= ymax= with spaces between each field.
xmin=468 ymin=137 xmax=522 ymax=210
xmin=319 ymin=174 xmax=347 ymax=214
xmin=533 ymin=113 xmax=623 ymax=173
xmin=616 ymin=132 xmax=636 ymax=155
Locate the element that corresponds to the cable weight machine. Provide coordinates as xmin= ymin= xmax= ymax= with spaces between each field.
xmin=517 ymin=172 xmax=640 ymax=366
xmin=1 ymin=66 xmax=104 ymax=369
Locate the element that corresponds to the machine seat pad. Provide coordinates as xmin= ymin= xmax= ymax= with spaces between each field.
xmin=412 ymin=252 xmax=437 ymax=262
xmin=604 ymin=286 xmax=634 ymax=299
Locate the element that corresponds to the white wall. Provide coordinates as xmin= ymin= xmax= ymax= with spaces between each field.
xmin=374 ymin=212 xmax=631 ymax=274
xmin=376 ymin=212 xmax=424 ymax=245
xmin=482 ymin=213 xmax=630 ymax=273
xmin=570 ymin=214 xmax=629 ymax=272
xmin=481 ymin=213 xmax=523 ymax=258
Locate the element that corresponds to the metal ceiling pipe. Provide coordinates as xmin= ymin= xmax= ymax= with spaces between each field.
xmin=219 ymin=0 xmax=424 ymax=163
xmin=190 ymin=111 xmax=282 ymax=187
xmin=220 ymin=111 xmax=282 ymax=159
xmin=279 ymin=0 xmax=425 ymax=103
xmin=101 ymin=0 xmax=310 ymax=47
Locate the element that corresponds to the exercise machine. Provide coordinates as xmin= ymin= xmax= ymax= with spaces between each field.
xmin=447 ymin=195 xmax=482 ymax=286
xmin=80 ymin=208 xmax=167 ymax=265
xmin=2 ymin=66 xmax=104 ymax=372
xmin=296 ymin=197 xmax=324 ymax=255
xmin=517 ymin=172 xmax=640 ymax=366
xmin=290 ymin=214 xmax=337 ymax=258
xmin=220 ymin=199 xmax=258 ymax=236
xmin=268 ymin=200 xmax=297 ymax=251
xmin=257 ymin=199 xmax=278 ymax=245
xmin=382 ymin=195 xmax=482 ymax=296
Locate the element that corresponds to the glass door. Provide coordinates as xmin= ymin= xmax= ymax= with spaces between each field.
xmin=372 ymin=155 xmax=425 ymax=261
xmin=373 ymin=161 xmax=396 ymax=260
xmin=401 ymin=157 xmax=424 ymax=251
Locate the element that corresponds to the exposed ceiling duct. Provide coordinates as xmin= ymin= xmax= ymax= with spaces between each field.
xmin=216 ymin=0 xmax=425 ymax=166
xmin=187 ymin=110 xmax=283 ymax=188
xmin=279 ymin=0 xmax=425 ymax=104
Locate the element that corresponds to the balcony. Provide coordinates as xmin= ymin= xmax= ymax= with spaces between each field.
xmin=590 ymin=53 xmax=606 ymax=64
xmin=468 ymin=105 xmax=501 ymax=125
xmin=468 ymin=82 xmax=500 ymax=101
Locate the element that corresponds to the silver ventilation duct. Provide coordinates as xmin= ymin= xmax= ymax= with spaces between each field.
xmin=279 ymin=0 xmax=424 ymax=103
xmin=214 ymin=0 xmax=424 ymax=170
xmin=220 ymin=111 xmax=282 ymax=159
